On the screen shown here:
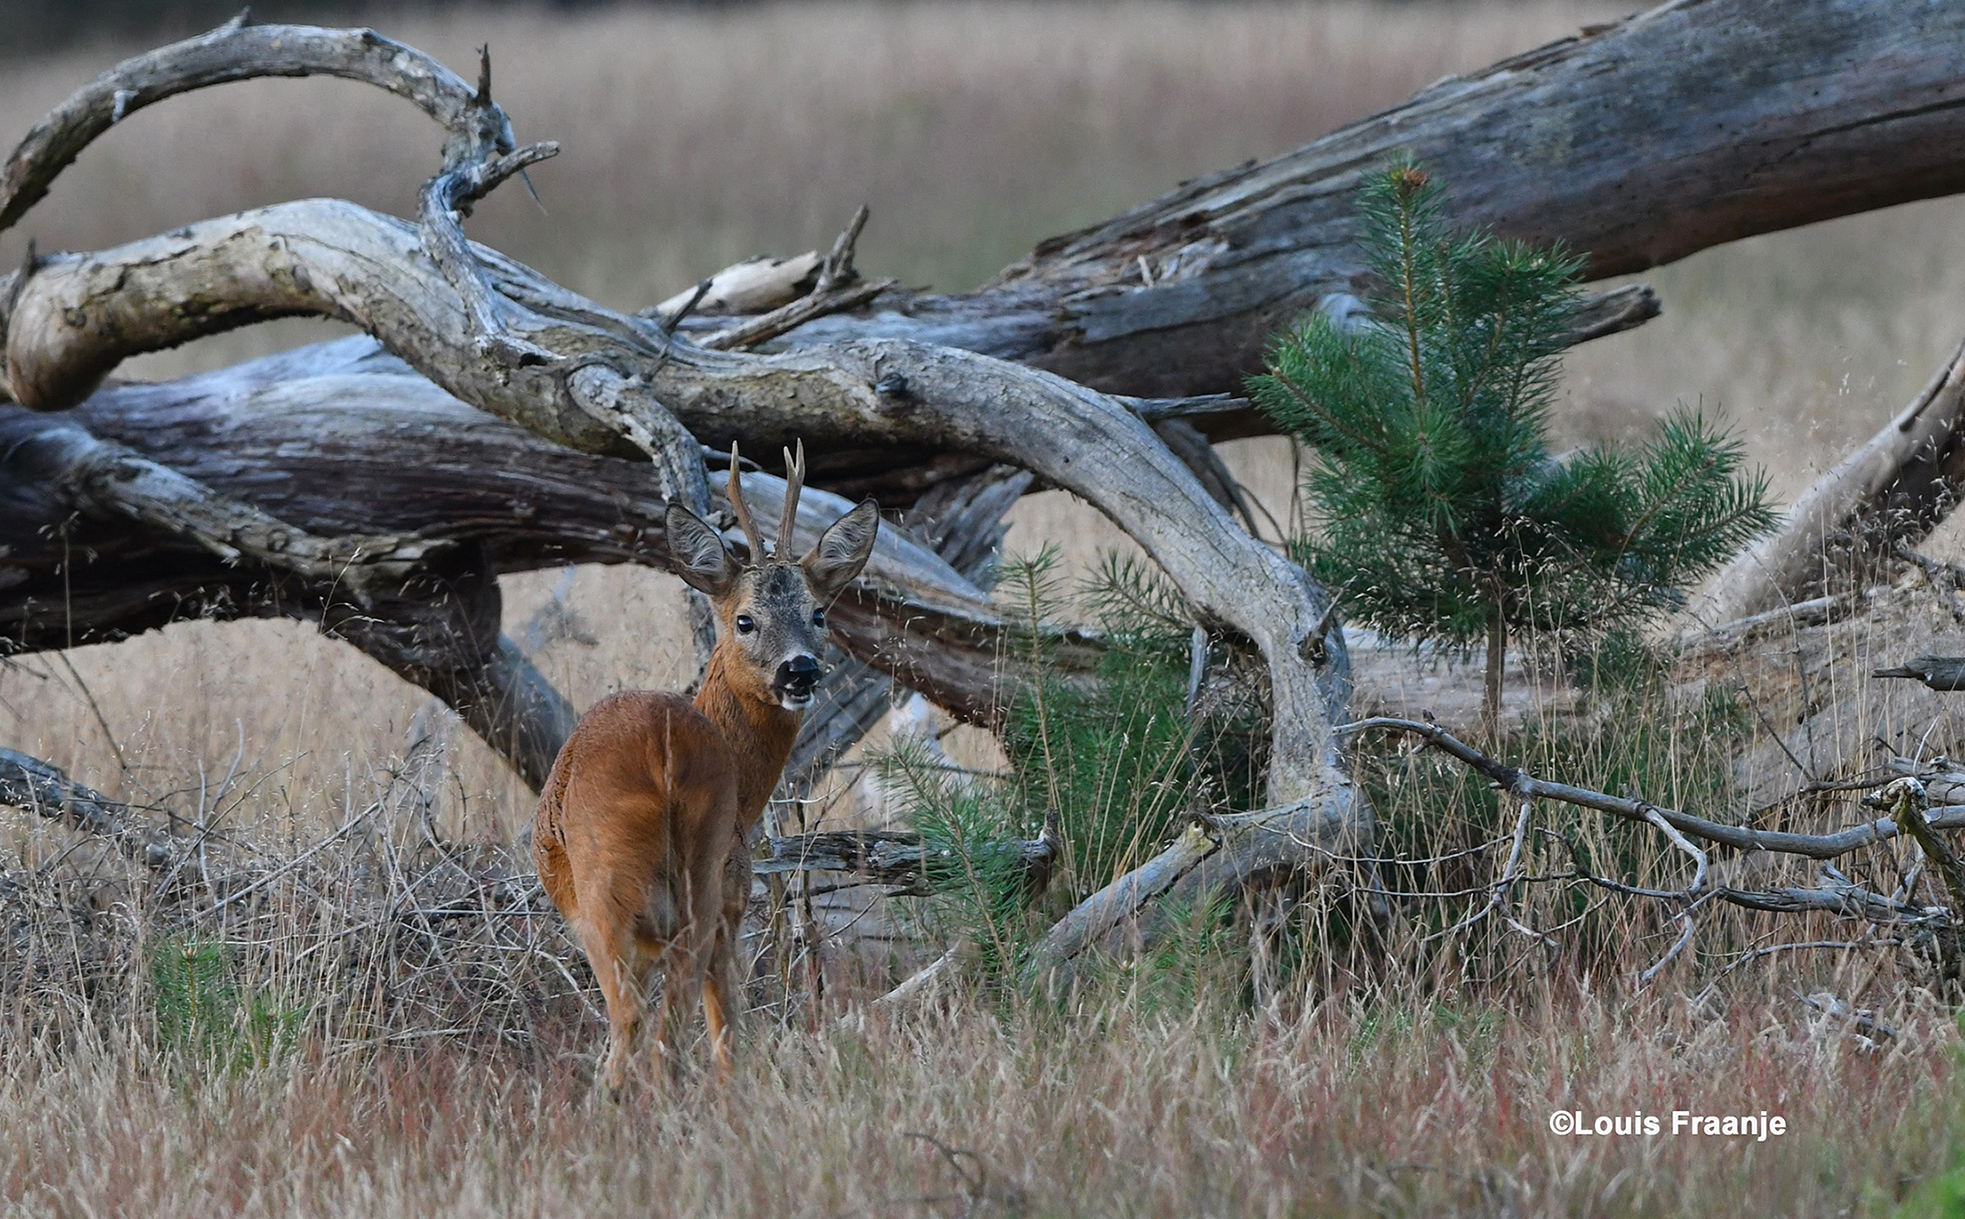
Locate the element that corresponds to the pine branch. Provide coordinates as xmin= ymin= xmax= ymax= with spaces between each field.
xmin=1252 ymin=162 xmax=1775 ymax=672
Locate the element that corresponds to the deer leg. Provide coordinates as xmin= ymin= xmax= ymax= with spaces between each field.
xmin=649 ymin=939 xmax=696 ymax=1085
xmin=648 ymin=892 xmax=711 ymax=1085
xmin=577 ymin=916 xmax=642 ymax=1100
xmin=702 ymin=844 xmax=751 ymax=1082
xmin=702 ymin=922 xmax=738 ymax=1082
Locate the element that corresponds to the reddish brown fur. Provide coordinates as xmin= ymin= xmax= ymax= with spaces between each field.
xmin=531 ymin=679 xmax=779 ymax=1090
xmin=533 ymin=446 xmax=878 ymax=1093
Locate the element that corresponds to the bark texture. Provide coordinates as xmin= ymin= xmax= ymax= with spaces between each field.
xmin=733 ymin=0 xmax=1965 ymax=413
xmin=6 ymin=2 xmax=1963 ymax=965
xmin=1687 ymin=334 xmax=1965 ymax=629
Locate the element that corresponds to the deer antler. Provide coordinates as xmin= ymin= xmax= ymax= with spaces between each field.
xmin=727 ymin=442 xmax=766 ymax=562
xmin=778 ymin=439 xmax=806 ymax=558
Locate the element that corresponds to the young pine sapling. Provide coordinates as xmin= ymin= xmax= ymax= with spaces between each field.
xmin=1250 ymin=161 xmax=1775 ymax=738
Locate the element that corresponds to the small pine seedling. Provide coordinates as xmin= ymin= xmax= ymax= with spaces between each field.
xmin=1249 ymin=160 xmax=1776 ymax=736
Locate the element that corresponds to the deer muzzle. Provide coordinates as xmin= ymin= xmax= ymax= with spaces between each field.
xmin=774 ymin=654 xmax=821 ymax=708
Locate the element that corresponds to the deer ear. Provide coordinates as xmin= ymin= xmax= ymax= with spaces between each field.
xmin=666 ymin=504 xmax=740 ymax=597
xmin=801 ymin=498 xmax=879 ymax=601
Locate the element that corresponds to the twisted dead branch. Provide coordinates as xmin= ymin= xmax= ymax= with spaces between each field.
xmin=0 ymin=23 xmax=1356 ymax=827
xmin=1342 ymin=719 xmax=1962 ymax=932
xmin=0 ymin=747 xmax=176 ymax=872
xmin=1342 ymin=718 xmax=1965 ymax=865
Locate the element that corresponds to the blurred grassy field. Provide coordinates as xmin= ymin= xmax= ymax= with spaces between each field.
xmin=6 ymin=0 xmax=1964 ymax=840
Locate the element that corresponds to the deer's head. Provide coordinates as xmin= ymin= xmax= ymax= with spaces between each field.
xmin=665 ymin=442 xmax=879 ymax=712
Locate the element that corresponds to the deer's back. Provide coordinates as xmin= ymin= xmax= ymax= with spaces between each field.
xmin=532 ymin=690 xmax=741 ymax=925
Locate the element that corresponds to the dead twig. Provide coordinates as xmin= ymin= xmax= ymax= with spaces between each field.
xmin=1339 ymin=717 xmax=1965 ymax=863
xmin=1422 ymin=799 xmax=1533 ymax=944
xmin=1636 ymin=910 xmax=1697 ymax=987
xmin=703 ymin=206 xmax=897 ymax=350
xmin=1896 ymin=542 xmax=1965 ymax=623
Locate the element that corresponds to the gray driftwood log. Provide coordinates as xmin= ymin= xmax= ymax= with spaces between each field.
xmin=6 ymin=3 xmax=1965 ymax=978
xmin=0 ymin=337 xmax=1096 ymax=774
xmin=705 ymin=0 xmax=1965 ymax=421
xmin=1686 ymin=336 xmax=1965 ymax=630
xmin=0 ymin=16 xmax=1371 ymax=973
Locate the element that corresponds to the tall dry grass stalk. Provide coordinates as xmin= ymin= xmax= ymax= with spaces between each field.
xmin=0 ymin=881 xmax=1955 ymax=1217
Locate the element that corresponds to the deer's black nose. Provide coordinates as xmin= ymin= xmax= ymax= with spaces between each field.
xmin=777 ymin=654 xmax=821 ymax=692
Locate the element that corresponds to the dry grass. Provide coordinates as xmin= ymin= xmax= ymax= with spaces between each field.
xmin=8 ymin=3 xmax=1965 ymax=1213
xmin=1 ymin=975 xmax=1955 ymax=1217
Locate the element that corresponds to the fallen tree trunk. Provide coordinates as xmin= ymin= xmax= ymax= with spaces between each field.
xmin=0 ymin=340 xmax=1090 ymax=754
xmin=1685 ymin=334 xmax=1965 ymax=629
xmin=712 ymin=0 xmax=1965 ymax=418
xmin=0 ymin=21 xmax=1358 ymax=830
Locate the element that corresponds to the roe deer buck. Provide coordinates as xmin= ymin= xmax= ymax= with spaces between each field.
xmin=532 ymin=442 xmax=878 ymax=1093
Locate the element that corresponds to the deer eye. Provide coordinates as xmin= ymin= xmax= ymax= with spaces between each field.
xmin=811 ymin=608 xmax=826 ymax=627
xmin=734 ymin=614 xmax=756 ymax=635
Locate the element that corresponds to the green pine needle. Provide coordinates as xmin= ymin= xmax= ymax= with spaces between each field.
xmin=1250 ymin=158 xmax=1776 ymax=658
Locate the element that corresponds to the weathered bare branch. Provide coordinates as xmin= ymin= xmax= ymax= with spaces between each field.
xmin=1716 ymin=881 xmax=1945 ymax=926
xmin=1027 ymin=789 xmax=1373 ymax=989
xmin=0 ymin=747 xmax=176 ymax=872
xmin=40 ymin=420 xmax=449 ymax=594
xmin=703 ymin=276 xmax=896 ymax=353
xmin=1339 ymin=717 xmax=1965 ymax=863
xmin=1 ymin=18 xmax=519 ymax=235
xmin=421 ymin=140 xmax=563 ymax=370
xmin=1687 ymin=333 xmax=1965 ymax=626
xmin=1636 ymin=911 xmax=1696 ymax=987
xmin=646 ymin=255 xmax=819 ymax=323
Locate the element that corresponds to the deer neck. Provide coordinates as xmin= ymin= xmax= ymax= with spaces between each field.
xmin=692 ymin=644 xmax=802 ymax=827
